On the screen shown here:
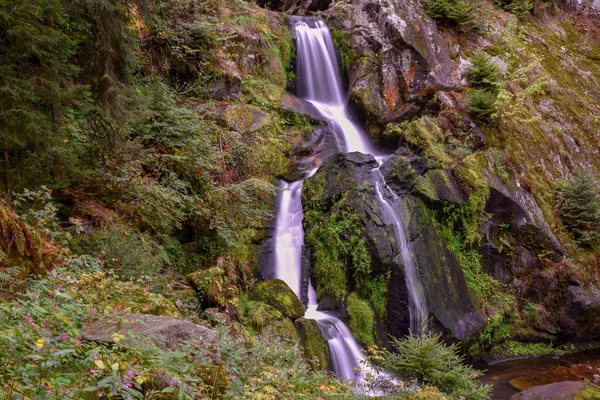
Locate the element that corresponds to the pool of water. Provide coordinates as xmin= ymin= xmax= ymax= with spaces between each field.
xmin=477 ymin=348 xmax=600 ymax=399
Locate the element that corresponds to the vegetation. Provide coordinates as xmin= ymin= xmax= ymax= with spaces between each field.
xmin=381 ymin=333 xmax=492 ymax=400
xmin=466 ymin=53 xmax=502 ymax=124
xmin=555 ymin=172 xmax=600 ymax=249
xmin=424 ymin=0 xmax=480 ymax=32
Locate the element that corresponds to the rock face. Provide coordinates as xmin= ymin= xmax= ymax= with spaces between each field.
xmin=295 ymin=318 xmax=330 ymax=372
xmin=250 ymin=279 xmax=305 ymax=320
xmin=510 ymin=381 xmax=587 ymax=400
xmin=302 ymin=152 xmax=485 ymax=340
xmin=559 ymin=285 xmax=600 ymax=341
xmin=82 ymin=314 xmax=220 ymax=361
xmin=324 ymin=0 xmax=456 ymax=133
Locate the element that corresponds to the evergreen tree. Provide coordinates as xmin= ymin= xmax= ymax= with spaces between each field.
xmin=556 ymin=172 xmax=600 ymax=249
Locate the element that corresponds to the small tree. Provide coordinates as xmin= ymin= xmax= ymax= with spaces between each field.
xmin=555 ymin=172 xmax=600 ymax=249
xmin=382 ymin=333 xmax=492 ymax=400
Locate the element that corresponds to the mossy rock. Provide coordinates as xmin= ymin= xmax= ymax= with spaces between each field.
xmin=294 ymin=318 xmax=329 ymax=372
xmin=249 ymin=279 xmax=304 ymax=320
xmin=346 ymin=292 xmax=376 ymax=346
xmin=264 ymin=318 xmax=299 ymax=343
xmin=245 ymin=300 xmax=284 ymax=330
xmin=187 ymin=267 xmax=237 ymax=309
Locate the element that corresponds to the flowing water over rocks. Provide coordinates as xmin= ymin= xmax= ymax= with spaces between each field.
xmin=271 ymin=15 xmax=428 ymax=383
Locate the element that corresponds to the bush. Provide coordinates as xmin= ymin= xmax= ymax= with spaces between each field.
xmin=555 ymin=172 xmax=600 ymax=249
xmin=467 ymin=54 xmax=501 ymax=92
xmin=424 ymin=0 xmax=480 ymax=32
xmin=382 ymin=333 xmax=492 ymax=400
xmin=467 ymin=89 xmax=497 ymax=123
xmin=494 ymin=0 xmax=532 ymax=17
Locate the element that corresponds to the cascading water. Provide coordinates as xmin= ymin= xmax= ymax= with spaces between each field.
xmin=374 ymin=174 xmax=428 ymax=334
xmin=272 ymin=15 xmax=427 ymax=384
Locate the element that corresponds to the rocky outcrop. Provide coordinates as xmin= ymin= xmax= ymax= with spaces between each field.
xmin=250 ymin=279 xmax=305 ymax=320
xmin=559 ymin=285 xmax=600 ymax=342
xmin=324 ymin=0 xmax=456 ymax=134
xmin=82 ymin=314 xmax=220 ymax=361
xmin=302 ymin=152 xmax=485 ymax=340
xmin=295 ymin=318 xmax=330 ymax=372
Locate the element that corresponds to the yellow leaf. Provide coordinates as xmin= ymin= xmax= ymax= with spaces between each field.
xmin=134 ymin=375 xmax=148 ymax=385
xmin=111 ymin=362 xmax=119 ymax=371
xmin=36 ymin=338 xmax=45 ymax=349
xmin=94 ymin=359 xmax=105 ymax=370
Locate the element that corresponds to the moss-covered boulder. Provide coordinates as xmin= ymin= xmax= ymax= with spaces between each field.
xmin=265 ymin=318 xmax=300 ymax=343
xmin=187 ymin=267 xmax=238 ymax=310
xmin=249 ymin=279 xmax=305 ymax=320
xmin=294 ymin=318 xmax=330 ymax=372
xmin=346 ymin=293 xmax=376 ymax=346
xmin=245 ymin=300 xmax=284 ymax=330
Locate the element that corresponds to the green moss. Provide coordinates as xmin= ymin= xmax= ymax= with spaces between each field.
xmin=187 ymin=267 xmax=238 ymax=309
xmin=295 ymin=318 xmax=329 ymax=372
xmin=574 ymin=383 xmax=600 ymax=400
xmin=265 ymin=318 xmax=299 ymax=342
xmin=330 ymin=28 xmax=354 ymax=75
xmin=304 ymin=208 xmax=371 ymax=300
xmin=346 ymin=292 xmax=376 ymax=346
xmin=249 ymin=279 xmax=304 ymax=320
xmin=245 ymin=300 xmax=284 ymax=330
xmin=403 ymin=117 xmax=454 ymax=167
xmin=368 ymin=272 xmax=390 ymax=318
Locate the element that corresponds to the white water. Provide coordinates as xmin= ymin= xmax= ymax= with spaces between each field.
xmin=272 ymin=16 xmax=426 ymax=384
xmin=374 ymin=176 xmax=428 ymax=334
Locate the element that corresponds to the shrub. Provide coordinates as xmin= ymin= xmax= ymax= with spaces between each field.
xmin=494 ymin=0 xmax=532 ymax=17
xmin=424 ymin=0 xmax=480 ymax=32
xmin=382 ymin=333 xmax=492 ymax=400
xmin=467 ymin=54 xmax=501 ymax=93
xmin=467 ymin=89 xmax=497 ymax=123
xmin=555 ymin=172 xmax=600 ymax=249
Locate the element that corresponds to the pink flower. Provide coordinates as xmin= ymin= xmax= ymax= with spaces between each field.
xmin=60 ymin=332 xmax=68 ymax=340
xmin=90 ymin=369 xmax=99 ymax=377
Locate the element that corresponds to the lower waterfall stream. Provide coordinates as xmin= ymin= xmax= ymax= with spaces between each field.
xmin=272 ymin=16 xmax=428 ymax=383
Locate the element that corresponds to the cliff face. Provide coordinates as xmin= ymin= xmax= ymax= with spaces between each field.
xmin=250 ymin=0 xmax=600 ymax=352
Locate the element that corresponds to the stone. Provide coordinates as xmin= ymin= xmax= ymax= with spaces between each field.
xmin=295 ymin=318 xmax=330 ymax=372
xmin=205 ymin=308 xmax=230 ymax=325
xmin=279 ymin=92 xmax=325 ymax=122
xmin=82 ymin=313 xmax=220 ymax=362
xmin=510 ymin=381 xmax=587 ymax=400
xmin=219 ymin=104 xmax=269 ymax=133
xmin=559 ymin=285 xmax=600 ymax=342
xmin=264 ymin=318 xmax=300 ymax=342
xmin=250 ymin=279 xmax=305 ymax=320
xmin=245 ymin=300 xmax=284 ymax=330
xmin=324 ymin=0 xmax=456 ymax=132
xmin=187 ymin=267 xmax=236 ymax=309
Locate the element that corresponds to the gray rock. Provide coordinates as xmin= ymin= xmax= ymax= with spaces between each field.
xmin=325 ymin=0 xmax=456 ymax=129
xmin=510 ymin=381 xmax=587 ymax=400
xmin=279 ymin=92 xmax=326 ymax=122
xmin=82 ymin=314 xmax=220 ymax=361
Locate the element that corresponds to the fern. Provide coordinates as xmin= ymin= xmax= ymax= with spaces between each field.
xmin=0 ymin=202 xmax=41 ymax=267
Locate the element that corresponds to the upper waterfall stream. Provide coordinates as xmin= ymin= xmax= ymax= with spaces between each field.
xmin=273 ymin=16 xmax=427 ymax=384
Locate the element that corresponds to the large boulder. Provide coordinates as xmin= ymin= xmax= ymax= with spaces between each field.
xmin=82 ymin=314 xmax=220 ymax=361
xmin=559 ymin=285 xmax=600 ymax=342
xmin=510 ymin=381 xmax=590 ymax=400
xmin=302 ymin=152 xmax=485 ymax=340
xmin=250 ymin=279 xmax=305 ymax=320
xmin=295 ymin=318 xmax=330 ymax=372
xmin=324 ymin=0 xmax=456 ymax=133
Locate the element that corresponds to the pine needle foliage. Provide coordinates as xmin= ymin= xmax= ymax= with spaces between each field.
xmin=424 ymin=0 xmax=480 ymax=32
xmin=555 ymin=172 xmax=600 ymax=249
xmin=382 ymin=333 xmax=492 ymax=400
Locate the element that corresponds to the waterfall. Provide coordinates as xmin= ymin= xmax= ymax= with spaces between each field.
xmin=374 ymin=173 xmax=428 ymax=334
xmin=272 ymin=16 xmax=426 ymax=384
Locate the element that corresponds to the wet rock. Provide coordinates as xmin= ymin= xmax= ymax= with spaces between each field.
xmin=82 ymin=314 xmax=220 ymax=361
xmin=325 ymin=0 xmax=456 ymax=132
xmin=295 ymin=318 xmax=330 ymax=372
xmin=510 ymin=381 xmax=587 ymax=400
xmin=250 ymin=279 xmax=305 ymax=320
xmin=403 ymin=196 xmax=486 ymax=340
xmin=303 ymin=152 xmax=484 ymax=340
xmin=279 ymin=92 xmax=326 ymax=122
